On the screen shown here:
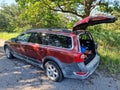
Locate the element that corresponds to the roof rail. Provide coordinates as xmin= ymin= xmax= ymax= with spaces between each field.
xmin=26 ymin=28 xmax=72 ymax=33
xmin=48 ymin=28 xmax=71 ymax=33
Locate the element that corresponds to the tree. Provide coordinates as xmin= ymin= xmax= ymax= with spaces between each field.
xmin=0 ymin=2 xmax=68 ymax=32
xmin=0 ymin=14 xmax=9 ymax=31
xmin=16 ymin=0 xmax=120 ymax=19
xmin=42 ymin=0 xmax=104 ymax=18
xmin=0 ymin=4 xmax=19 ymax=32
xmin=16 ymin=1 xmax=67 ymax=28
xmin=0 ymin=3 xmax=31 ymax=32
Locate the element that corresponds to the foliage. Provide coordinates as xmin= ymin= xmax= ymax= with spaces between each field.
xmin=0 ymin=14 xmax=9 ymax=31
xmin=16 ymin=0 xmax=103 ymax=18
xmin=0 ymin=3 xmax=67 ymax=32
xmin=16 ymin=0 xmax=120 ymax=19
xmin=88 ymin=23 xmax=120 ymax=73
xmin=99 ymin=0 xmax=120 ymax=13
xmin=0 ymin=32 xmax=19 ymax=40
xmin=0 ymin=4 xmax=31 ymax=32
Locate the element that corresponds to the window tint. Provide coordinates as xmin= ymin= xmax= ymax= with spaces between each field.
xmin=17 ymin=33 xmax=31 ymax=42
xmin=29 ymin=33 xmax=42 ymax=44
xmin=41 ymin=33 xmax=72 ymax=48
xmin=22 ymin=32 xmax=72 ymax=49
xmin=41 ymin=33 xmax=49 ymax=45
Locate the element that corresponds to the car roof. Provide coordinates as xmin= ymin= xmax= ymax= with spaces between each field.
xmin=25 ymin=28 xmax=77 ymax=36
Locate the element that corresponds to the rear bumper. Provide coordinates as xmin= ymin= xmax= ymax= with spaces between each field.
xmin=64 ymin=54 xmax=100 ymax=79
xmin=77 ymin=54 xmax=100 ymax=79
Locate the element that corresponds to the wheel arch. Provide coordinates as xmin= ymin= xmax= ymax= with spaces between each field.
xmin=42 ymin=56 xmax=65 ymax=76
xmin=42 ymin=56 xmax=62 ymax=69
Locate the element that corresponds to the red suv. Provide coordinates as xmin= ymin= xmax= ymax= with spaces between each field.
xmin=4 ymin=15 xmax=116 ymax=82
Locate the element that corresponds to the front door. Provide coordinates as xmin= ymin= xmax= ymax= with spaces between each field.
xmin=16 ymin=32 xmax=32 ymax=56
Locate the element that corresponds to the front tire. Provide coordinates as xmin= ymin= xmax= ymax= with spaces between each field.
xmin=5 ymin=47 xmax=14 ymax=59
xmin=45 ymin=61 xmax=63 ymax=82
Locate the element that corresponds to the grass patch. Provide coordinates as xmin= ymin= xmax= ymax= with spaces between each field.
xmin=0 ymin=32 xmax=19 ymax=40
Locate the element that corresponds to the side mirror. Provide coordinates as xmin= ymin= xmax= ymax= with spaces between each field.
xmin=11 ymin=38 xmax=17 ymax=42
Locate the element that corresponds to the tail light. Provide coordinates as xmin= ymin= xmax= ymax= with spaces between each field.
xmin=74 ymin=53 xmax=85 ymax=63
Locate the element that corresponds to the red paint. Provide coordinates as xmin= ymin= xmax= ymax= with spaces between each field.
xmin=74 ymin=53 xmax=84 ymax=63
xmin=73 ymin=15 xmax=116 ymax=31
xmin=7 ymin=32 xmax=80 ymax=64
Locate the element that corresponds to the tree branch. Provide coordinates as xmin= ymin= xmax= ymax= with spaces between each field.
xmin=43 ymin=1 xmax=85 ymax=18
xmin=51 ymin=7 xmax=85 ymax=18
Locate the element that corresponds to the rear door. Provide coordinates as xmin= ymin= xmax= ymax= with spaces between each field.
xmin=25 ymin=32 xmax=43 ymax=59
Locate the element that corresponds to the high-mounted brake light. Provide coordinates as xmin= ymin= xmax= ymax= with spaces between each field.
xmin=74 ymin=53 xmax=85 ymax=63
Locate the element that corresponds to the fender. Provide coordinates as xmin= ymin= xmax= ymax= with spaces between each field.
xmin=42 ymin=56 xmax=67 ymax=76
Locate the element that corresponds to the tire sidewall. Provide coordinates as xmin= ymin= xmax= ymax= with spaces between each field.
xmin=5 ymin=47 xmax=13 ymax=59
xmin=45 ymin=61 xmax=63 ymax=82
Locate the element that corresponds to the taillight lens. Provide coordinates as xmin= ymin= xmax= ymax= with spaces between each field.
xmin=74 ymin=53 xmax=85 ymax=63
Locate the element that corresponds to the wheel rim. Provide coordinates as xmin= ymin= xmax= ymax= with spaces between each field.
xmin=46 ymin=63 xmax=59 ymax=80
xmin=5 ymin=48 xmax=10 ymax=58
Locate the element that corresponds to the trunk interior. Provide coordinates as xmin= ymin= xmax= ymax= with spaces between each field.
xmin=78 ymin=31 xmax=96 ymax=65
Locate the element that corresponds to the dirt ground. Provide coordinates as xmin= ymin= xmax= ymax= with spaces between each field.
xmin=0 ymin=39 xmax=120 ymax=90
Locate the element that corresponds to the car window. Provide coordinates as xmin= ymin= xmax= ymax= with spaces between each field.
xmin=29 ymin=33 xmax=42 ymax=44
xmin=17 ymin=33 xmax=31 ymax=42
xmin=41 ymin=33 xmax=49 ymax=45
xmin=41 ymin=33 xmax=72 ymax=49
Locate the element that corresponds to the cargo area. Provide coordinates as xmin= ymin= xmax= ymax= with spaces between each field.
xmin=78 ymin=31 xmax=96 ymax=65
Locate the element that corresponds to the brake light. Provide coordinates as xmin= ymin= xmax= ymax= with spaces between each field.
xmin=74 ymin=53 xmax=85 ymax=63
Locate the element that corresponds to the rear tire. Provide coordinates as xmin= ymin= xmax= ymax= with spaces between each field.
xmin=5 ymin=47 xmax=14 ymax=59
xmin=45 ymin=61 xmax=63 ymax=82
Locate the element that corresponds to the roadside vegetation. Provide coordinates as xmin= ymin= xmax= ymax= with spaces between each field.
xmin=0 ymin=0 xmax=120 ymax=74
xmin=0 ymin=32 xmax=19 ymax=40
xmin=89 ymin=24 xmax=120 ymax=73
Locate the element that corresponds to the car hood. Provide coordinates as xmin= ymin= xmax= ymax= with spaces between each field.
xmin=73 ymin=15 xmax=117 ymax=31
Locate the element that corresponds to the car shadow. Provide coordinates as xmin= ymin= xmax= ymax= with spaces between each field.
xmin=0 ymin=56 xmax=48 ymax=90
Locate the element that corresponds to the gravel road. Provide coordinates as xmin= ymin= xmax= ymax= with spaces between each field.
xmin=0 ymin=39 xmax=120 ymax=90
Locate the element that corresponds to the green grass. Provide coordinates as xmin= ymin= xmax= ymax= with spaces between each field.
xmin=0 ymin=32 xmax=19 ymax=40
